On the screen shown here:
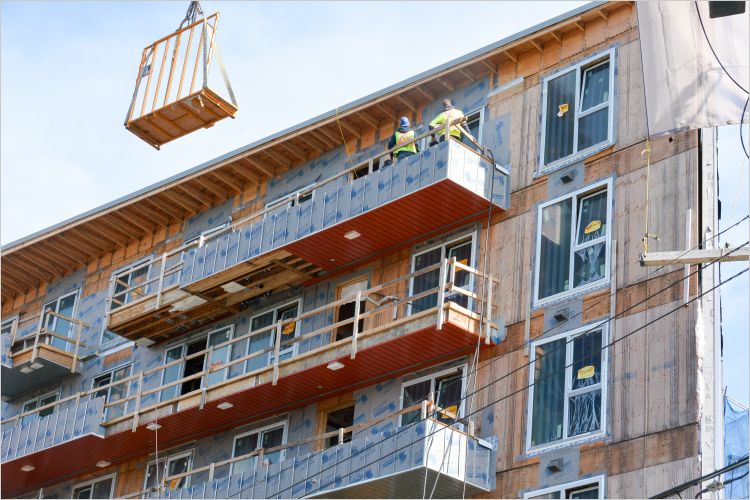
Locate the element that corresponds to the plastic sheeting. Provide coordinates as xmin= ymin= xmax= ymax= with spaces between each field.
xmin=724 ymin=397 xmax=748 ymax=499
xmin=636 ymin=2 xmax=749 ymax=136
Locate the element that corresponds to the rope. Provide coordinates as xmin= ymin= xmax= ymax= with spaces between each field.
xmin=335 ymin=107 xmax=355 ymax=168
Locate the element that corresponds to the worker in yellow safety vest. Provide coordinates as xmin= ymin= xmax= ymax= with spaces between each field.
xmin=386 ymin=117 xmax=420 ymax=165
xmin=429 ymin=98 xmax=469 ymax=145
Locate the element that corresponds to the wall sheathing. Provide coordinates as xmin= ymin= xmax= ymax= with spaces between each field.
xmin=2 ymin=3 xmax=713 ymax=498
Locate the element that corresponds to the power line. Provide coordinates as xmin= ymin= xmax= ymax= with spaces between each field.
xmin=224 ymin=257 xmax=747 ymax=499
xmin=222 ymin=230 xmax=749 ymax=498
xmin=650 ymin=454 xmax=749 ymax=499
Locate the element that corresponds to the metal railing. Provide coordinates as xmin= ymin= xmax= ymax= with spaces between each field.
xmin=8 ymin=258 xmax=500 ymax=439
xmin=126 ymin=13 xmax=220 ymax=125
xmin=106 ymin=119 xmax=507 ymax=326
xmin=7 ymin=310 xmax=88 ymax=373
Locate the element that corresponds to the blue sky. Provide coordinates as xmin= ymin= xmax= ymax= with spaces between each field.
xmin=1 ymin=1 xmax=747 ymax=404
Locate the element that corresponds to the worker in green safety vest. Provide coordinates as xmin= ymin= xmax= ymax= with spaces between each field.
xmin=429 ymin=98 xmax=470 ymax=145
xmin=386 ymin=117 xmax=420 ymax=165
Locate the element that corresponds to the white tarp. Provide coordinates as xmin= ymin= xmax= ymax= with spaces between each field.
xmin=637 ymin=2 xmax=749 ymax=136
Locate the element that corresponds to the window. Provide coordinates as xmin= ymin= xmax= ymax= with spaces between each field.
xmin=72 ymin=473 xmax=116 ymax=499
xmin=246 ymin=301 xmax=300 ymax=372
xmin=351 ymin=159 xmax=380 ymax=180
xmin=2 ymin=318 xmax=17 ymax=338
xmin=524 ymin=476 xmax=605 ymax=499
xmin=324 ymin=404 xmax=355 ymax=448
xmin=21 ymin=390 xmax=60 ymax=425
xmin=160 ymin=326 xmax=234 ymax=401
xmin=92 ymin=364 xmax=131 ymax=420
xmin=266 ymin=185 xmax=315 ymax=210
xmin=540 ymin=49 xmax=615 ymax=170
xmin=231 ymin=422 xmax=287 ymax=477
xmin=462 ymin=110 xmax=482 ymax=146
xmin=111 ymin=258 xmax=152 ymax=310
xmin=144 ymin=450 xmax=193 ymax=491
xmin=535 ymin=181 xmax=611 ymax=304
xmin=400 ymin=365 xmax=466 ymax=426
xmin=334 ymin=277 xmax=368 ymax=342
xmin=184 ymin=221 xmax=231 ymax=249
xmin=41 ymin=290 xmax=79 ymax=351
xmin=527 ymin=325 xmax=608 ymax=452
xmin=410 ymin=234 xmax=475 ymax=314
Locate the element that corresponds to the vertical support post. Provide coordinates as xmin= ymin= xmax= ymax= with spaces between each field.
xmin=684 ymin=209 xmax=692 ymax=306
xmin=272 ymin=321 xmax=282 ymax=385
xmin=155 ymin=253 xmax=167 ymax=310
xmin=421 ymin=400 xmax=428 ymax=420
xmin=350 ymin=290 xmax=361 ymax=360
xmin=485 ymin=274 xmax=494 ymax=345
xmin=202 ymin=18 xmax=209 ymax=89
xmin=70 ymin=320 xmax=82 ymax=373
xmin=610 ymin=239 xmax=617 ymax=334
xmin=436 ymin=259 xmax=449 ymax=330
xmin=31 ymin=314 xmax=42 ymax=364
xmin=523 ymin=269 xmax=532 ymax=357
xmin=132 ymin=372 xmax=144 ymax=432
xmin=468 ymin=419 xmax=476 ymax=437
xmin=208 ymin=463 xmax=215 ymax=482
xmin=338 ymin=428 xmax=345 ymax=445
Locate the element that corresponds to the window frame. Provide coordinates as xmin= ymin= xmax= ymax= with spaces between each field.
xmin=22 ymin=389 xmax=61 ymax=424
xmin=408 ymin=231 xmax=478 ymax=314
xmin=533 ymin=178 xmax=612 ymax=306
xmin=265 ymin=184 xmax=316 ymax=210
xmin=183 ymin=220 xmax=231 ymax=250
xmin=398 ymin=364 xmax=468 ymax=427
xmin=230 ymin=420 xmax=288 ymax=476
xmin=92 ymin=363 xmax=132 ymax=419
xmin=523 ymin=475 xmax=606 ymax=499
xmin=525 ymin=324 xmax=609 ymax=454
xmin=72 ymin=472 xmax=117 ymax=499
xmin=463 ymin=108 xmax=484 ymax=145
xmin=38 ymin=289 xmax=80 ymax=352
xmin=247 ymin=299 xmax=302 ymax=368
xmin=538 ymin=48 xmax=616 ymax=173
xmin=143 ymin=449 xmax=194 ymax=491
xmin=109 ymin=257 xmax=153 ymax=312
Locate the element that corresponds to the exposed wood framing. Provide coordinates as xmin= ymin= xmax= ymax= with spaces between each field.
xmin=396 ymin=94 xmax=417 ymax=111
xmin=280 ymin=142 xmax=309 ymax=162
xmin=436 ymin=77 xmax=455 ymax=92
xmin=337 ymin=119 xmax=362 ymax=139
xmin=528 ymin=39 xmax=543 ymax=52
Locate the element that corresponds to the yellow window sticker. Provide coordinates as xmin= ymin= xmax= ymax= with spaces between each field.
xmin=282 ymin=321 xmax=297 ymax=335
xmin=458 ymin=258 xmax=469 ymax=266
xmin=557 ymin=103 xmax=569 ymax=117
xmin=442 ymin=405 xmax=458 ymax=418
xmin=584 ymin=220 xmax=602 ymax=234
xmin=577 ymin=365 xmax=596 ymax=379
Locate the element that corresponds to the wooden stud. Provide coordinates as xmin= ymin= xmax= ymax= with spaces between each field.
xmin=479 ymin=59 xmax=498 ymax=74
xmin=11 ymin=253 xmax=57 ymax=281
xmin=337 ymin=119 xmax=362 ymax=139
xmin=355 ymin=111 xmax=379 ymax=129
xmin=298 ymin=134 xmax=325 ymax=153
xmin=194 ymin=175 xmax=229 ymax=198
xmin=111 ymin=210 xmax=154 ymax=235
xmin=264 ymin=150 xmax=293 ymax=169
xmin=227 ymin=163 xmax=261 ymax=185
xmin=99 ymin=216 xmax=142 ymax=241
xmin=36 ymin=240 xmax=88 ymax=268
xmin=161 ymin=190 xmax=200 ymax=213
xmin=597 ymin=10 xmax=608 ymax=20
xmin=458 ymin=68 xmax=475 ymax=82
xmin=145 ymin=196 xmax=184 ymax=220
xmin=41 ymin=236 xmax=96 ymax=263
xmin=244 ymin=157 xmax=277 ymax=178
xmin=436 ymin=77 xmax=455 ymax=92
xmin=503 ymin=50 xmax=518 ymax=63
xmin=574 ymin=21 xmax=585 ymax=31
xmin=375 ymin=103 xmax=397 ymax=121
xmin=315 ymin=127 xmax=341 ymax=146
xmin=528 ymin=39 xmax=543 ymax=52
xmin=22 ymin=245 xmax=73 ymax=274
xmin=90 ymin=221 xmax=130 ymax=246
xmin=415 ymin=86 xmax=435 ymax=101
xmin=1 ymin=274 xmax=26 ymax=296
xmin=70 ymin=227 xmax=115 ymax=254
xmin=395 ymin=94 xmax=417 ymax=112
xmin=308 ymin=129 xmax=336 ymax=149
xmin=211 ymin=171 xmax=244 ymax=193
xmin=280 ymin=142 xmax=308 ymax=163
xmin=177 ymin=184 xmax=214 ymax=208
xmin=128 ymin=203 xmax=171 ymax=228
xmin=549 ymin=31 xmax=562 ymax=43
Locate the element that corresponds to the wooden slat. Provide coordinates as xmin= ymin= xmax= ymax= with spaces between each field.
xmin=640 ymin=247 xmax=749 ymax=266
xmin=90 ymin=220 xmax=132 ymax=246
xmin=211 ymin=171 xmax=244 ymax=193
xmin=111 ymin=210 xmax=154 ymax=235
xmin=309 ymin=129 xmax=337 ymax=148
xmin=161 ymin=189 xmax=200 ymax=213
xmin=70 ymin=227 xmax=116 ymax=254
xmin=127 ymin=202 xmax=171 ymax=228
xmin=298 ymin=133 xmax=325 ymax=153
xmin=27 ymin=243 xmax=84 ymax=271
xmin=146 ymin=195 xmax=186 ymax=219
xmin=178 ymin=184 xmax=214 ymax=208
xmin=280 ymin=141 xmax=308 ymax=162
xmin=436 ymin=77 xmax=455 ymax=91
xmin=355 ymin=111 xmax=379 ymax=129
xmin=264 ymin=150 xmax=292 ymax=169
xmin=242 ymin=157 xmax=276 ymax=179
xmin=337 ymin=119 xmax=362 ymax=139
xmin=227 ymin=162 xmax=261 ymax=184
xmin=99 ymin=216 xmax=141 ymax=241
xmin=7 ymin=254 xmax=55 ymax=282
xmin=414 ymin=86 xmax=435 ymax=101
xmin=47 ymin=232 xmax=101 ymax=258
xmin=48 ymin=235 xmax=93 ymax=266
xmin=194 ymin=176 xmax=229 ymax=198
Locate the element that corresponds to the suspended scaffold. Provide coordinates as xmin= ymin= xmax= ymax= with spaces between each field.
xmin=124 ymin=2 xmax=238 ymax=149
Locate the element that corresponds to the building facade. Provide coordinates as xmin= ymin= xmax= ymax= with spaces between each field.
xmin=1 ymin=2 xmax=722 ymax=498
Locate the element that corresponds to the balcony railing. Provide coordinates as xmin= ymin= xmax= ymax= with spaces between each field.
xmin=2 ymin=257 xmax=501 ymax=466
xmin=1 ymin=311 xmax=88 ymax=399
xmin=125 ymin=402 xmax=495 ymax=499
xmin=106 ymin=120 xmax=509 ymax=338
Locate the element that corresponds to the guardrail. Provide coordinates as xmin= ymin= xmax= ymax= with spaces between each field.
xmin=106 ymin=118 xmax=507 ymax=326
xmin=8 ymin=258 xmax=500 ymax=440
xmin=7 ymin=310 xmax=88 ymax=373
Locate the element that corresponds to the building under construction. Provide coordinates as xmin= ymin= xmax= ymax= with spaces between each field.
xmin=0 ymin=1 xmax=738 ymax=498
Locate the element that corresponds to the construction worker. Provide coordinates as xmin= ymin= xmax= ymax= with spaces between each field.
xmin=429 ymin=98 xmax=471 ymax=145
xmin=386 ymin=117 xmax=420 ymax=165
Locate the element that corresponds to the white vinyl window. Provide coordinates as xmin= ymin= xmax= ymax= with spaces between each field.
xmin=527 ymin=324 xmax=608 ymax=453
xmin=92 ymin=364 xmax=132 ymax=420
xmin=230 ymin=421 xmax=288 ymax=477
xmin=72 ymin=473 xmax=117 ymax=499
xmin=534 ymin=179 xmax=612 ymax=305
xmin=266 ymin=184 xmax=315 ymax=210
xmin=246 ymin=300 xmax=301 ymax=372
xmin=21 ymin=390 xmax=60 ymax=425
xmin=539 ymin=48 xmax=615 ymax=171
xmin=409 ymin=233 xmax=476 ymax=314
xmin=524 ymin=476 xmax=605 ymax=499
xmin=144 ymin=450 xmax=193 ymax=491
xmin=400 ymin=365 xmax=467 ymax=427
xmin=40 ymin=290 xmax=79 ymax=352
xmin=184 ymin=220 xmax=231 ymax=249
xmin=110 ymin=258 xmax=152 ymax=310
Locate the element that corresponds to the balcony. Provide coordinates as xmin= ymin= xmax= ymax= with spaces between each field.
xmin=139 ymin=411 xmax=495 ymax=499
xmin=1 ymin=258 xmax=503 ymax=497
xmin=106 ymin=133 xmax=510 ymax=342
xmin=1 ymin=312 xmax=87 ymax=399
